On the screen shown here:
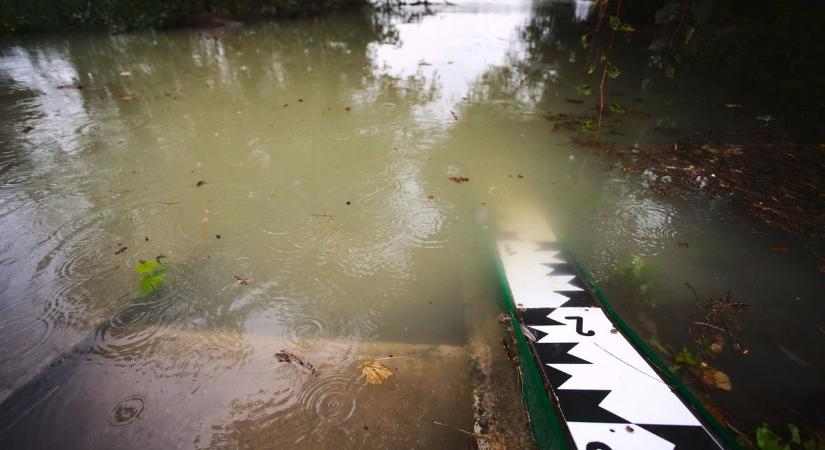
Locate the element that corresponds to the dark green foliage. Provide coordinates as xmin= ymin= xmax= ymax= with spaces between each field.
xmin=689 ymin=0 xmax=825 ymax=107
xmin=0 ymin=0 xmax=369 ymax=34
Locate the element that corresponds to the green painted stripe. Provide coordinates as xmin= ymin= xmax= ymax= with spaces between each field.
xmin=492 ymin=248 xmax=571 ymax=450
xmin=563 ymin=246 xmax=742 ymax=450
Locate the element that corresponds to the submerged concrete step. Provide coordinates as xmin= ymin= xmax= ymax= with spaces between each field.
xmin=1 ymin=329 xmax=486 ymax=449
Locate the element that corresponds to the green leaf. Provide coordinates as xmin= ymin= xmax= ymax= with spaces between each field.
xmin=609 ymin=15 xmax=635 ymax=32
xmin=580 ymin=120 xmax=595 ymax=131
xmin=654 ymin=1 xmax=681 ymax=25
xmin=586 ymin=64 xmax=596 ymax=75
xmin=576 ymin=83 xmax=592 ymax=96
xmin=685 ymin=26 xmax=696 ymax=45
xmin=788 ymin=424 xmax=801 ymax=445
xmin=609 ymin=103 xmax=626 ymax=113
xmin=648 ymin=39 xmax=667 ymax=52
xmin=648 ymin=338 xmax=672 ymax=356
xmin=755 ymin=424 xmax=785 ymax=450
xmin=139 ymin=272 xmax=166 ymax=295
xmin=580 ymin=34 xmax=589 ymax=49
xmin=135 ymin=260 xmax=158 ymax=274
xmin=607 ymin=64 xmax=621 ymax=79
xmin=674 ymin=348 xmax=699 ymax=367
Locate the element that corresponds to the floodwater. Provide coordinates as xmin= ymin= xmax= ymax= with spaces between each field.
xmin=1 ymin=0 xmax=823 ymax=448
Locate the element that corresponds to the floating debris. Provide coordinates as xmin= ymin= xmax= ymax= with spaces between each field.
xmin=520 ymin=324 xmax=537 ymax=343
xmin=110 ymin=395 xmax=145 ymax=426
xmin=687 ymin=285 xmax=749 ymax=354
xmin=195 ymin=180 xmax=206 ymax=187
xmin=114 ymin=246 xmax=128 ymax=255
xmin=234 ymin=275 xmax=249 ymax=286
xmin=699 ymin=368 xmax=732 ymax=391
xmin=449 ymin=176 xmax=469 ymax=184
xmin=431 ymin=420 xmax=502 ymax=446
xmin=310 ymin=212 xmax=335 ymax=223
xmin=275 ymin=349 xmax=316 ymax=374
xmin=360 ymin=360 xmax=393 ymax=385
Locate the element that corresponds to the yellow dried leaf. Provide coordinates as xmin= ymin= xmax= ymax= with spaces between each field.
xmin=360 ymin=360 xmax=393 ymax=385
xmin=700 ymin=368 xmax=732 ymax=391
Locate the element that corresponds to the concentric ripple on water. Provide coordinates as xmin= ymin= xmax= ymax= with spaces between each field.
xmin=297 ymin=372 xmax=360 ymax=425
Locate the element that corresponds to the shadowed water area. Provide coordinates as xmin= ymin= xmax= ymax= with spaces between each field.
xmin=1 ymin=1 xmax=824 ymax=448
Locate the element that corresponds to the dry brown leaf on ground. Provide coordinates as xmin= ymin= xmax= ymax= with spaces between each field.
xmin=360 ymin=360 xmax=393 ymax=384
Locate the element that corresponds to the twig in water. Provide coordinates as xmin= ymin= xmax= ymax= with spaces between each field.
xmin=691 ymin=321 xmax=727 ymax=333
xmin=275 ymin=349 xmax=316 ymax=375
xmin=431 ymin=419 xmax=502 ymax=444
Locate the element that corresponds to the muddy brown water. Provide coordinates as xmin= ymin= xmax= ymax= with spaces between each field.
xmin=1 ymin=1 xmax=824 ymax=448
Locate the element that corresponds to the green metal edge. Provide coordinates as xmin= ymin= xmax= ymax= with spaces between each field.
xmin=562 ymin=246 xmax=743 ymax=450
xmin=492 ymin=248 xmax=571 ymax=450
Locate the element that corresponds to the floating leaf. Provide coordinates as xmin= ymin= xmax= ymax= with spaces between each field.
xmin=360 ymin=360 xmax=393 ymax=384
xmin=685 ymin=26 xmax=696 ymax=45
xmin=576 ymin=83 xmax=592 ymax=96
xmin=608 ymin=103 xmax=626 ymax=114
xmin=700 ymin=368 xmax=732 ymax=390
xmin=788 ymin=424 xmax=801 ymax=445
xmin=609 ymin=16 xmax=635 ymax=32
xmin=607 ymin=64 xmax=622 ymax=79
xmin=654 ymin=2 xmax=681 ymax=25
xmin=139 ymin=271 xmax=165 ymax=295
xmin=674 ymin=347 xmax=700 ymax=366
xmin=580 ymin=34 xmax=590 ymax=49
xmin=756 ymin=424 xmax=785 ymax=450
xmin=665 ymin=65 xmax=676 ymax=79
xmin=135 ymin=260 xmax=158 ymax=274
xmin=648 ymin=38 xmax=667 ymax=52
xmin=648 ymin=338 xmax=673 ymax=357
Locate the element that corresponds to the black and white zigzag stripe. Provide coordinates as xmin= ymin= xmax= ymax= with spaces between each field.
xmin=498 ymin=238 xmax=723 ymax=450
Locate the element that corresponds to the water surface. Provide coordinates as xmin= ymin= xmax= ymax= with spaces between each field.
xmin=1 ymin=1 xmax=823 ymax=448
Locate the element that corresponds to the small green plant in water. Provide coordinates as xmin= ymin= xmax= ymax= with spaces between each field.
xmin=135 ymin=259 xmax=167 ymax=296
xmin=613 ymin=256 xmax=656 ymax=306
xmin=756 ymin=423 xmax=820 ymax=450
